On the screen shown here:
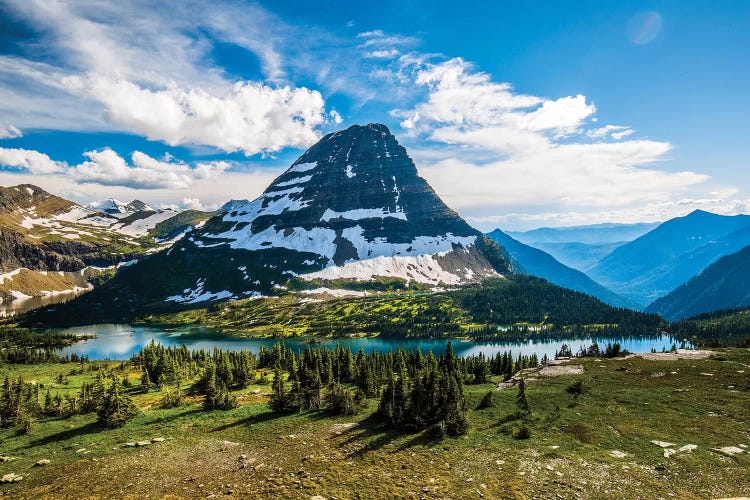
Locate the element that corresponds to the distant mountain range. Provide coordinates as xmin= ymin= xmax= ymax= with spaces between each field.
xmin=647 ymin=244 xmax=750 ymax=321
xmin=486 ymin=229 xmax=637 ymax=309
xmin=509 ymin=222 xmax=658 ymax=271
xmin=587 ymin=210 xmax=750 ymax=307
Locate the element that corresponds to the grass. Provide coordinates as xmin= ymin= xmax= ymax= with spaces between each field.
xmin=1 ymin=349 xmax=749 ymax=498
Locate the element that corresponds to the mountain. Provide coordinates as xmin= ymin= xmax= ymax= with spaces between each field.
xmin=647 ymin=245 xmax=750 ymax=321
xmin=486 ymin=229 xmax=636 ymax=308
xmin=220 ymin=199 xmax=250 ymax=212
xmin=509 ymin=222 xmax=658 ymax=272
xmin=508 ymin=222 xmax=658 ymax=245
xmin=529 ymin=241 xmax=625 ymax=272
xmin=88 ymin=198 xmax=154 ymax=216
xmin=0 ymin=184 xmax=210 ymax=304
xmin=587 ymin=210 xmax=750 ymax=306
xmin=126 ymin=200 xmax=154 ymax=212
xmin=29 ymin=123 xmax=511 ymax=322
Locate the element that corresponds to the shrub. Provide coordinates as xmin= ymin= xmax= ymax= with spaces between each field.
xmin=477 ymin=391 xmax=494 ymax=409
xmin=513 ymin=425 xmax=531 ymax=440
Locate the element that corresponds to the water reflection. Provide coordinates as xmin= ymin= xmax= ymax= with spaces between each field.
xmin=49 ymin=324 xmax=681 ymax=361
xmin=0 ymin=289 xmax=89 ymax=317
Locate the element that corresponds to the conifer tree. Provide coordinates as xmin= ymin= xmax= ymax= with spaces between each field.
xmin=97 ymin=378 xmax=138 ymax=428
xmin=516 ymin=377 xmax=530 ymax=415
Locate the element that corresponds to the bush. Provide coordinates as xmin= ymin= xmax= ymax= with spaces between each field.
xmin=513 ymin=425 xmax=531 ymax=440
xmin=477 ymin=391 xmax=494 ymax=409
xmin=97 ymin=379 xmax=139 ymax=428
xmin=566 ymin=380 xmax=584 ymax=397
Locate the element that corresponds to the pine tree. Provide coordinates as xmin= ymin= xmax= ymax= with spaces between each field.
xmin=516 ymin=377 xmax=530 ymax=415
xmin=97 ymin=378 xmax=138 ymax=428
xmin=268 ymin=369 xmax=290 ymax=413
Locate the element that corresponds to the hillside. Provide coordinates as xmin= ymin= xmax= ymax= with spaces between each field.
xmin=647 ymin=245 xmax=750 ymax=321
xmin=0 ymin=185 xmax=210 ymax=304
xmin=670 ymin=307 xmax=750 ymax=347
xmin=588 ymin=210 xmax=750 ymax=306
xmin=486 ymin=229 xmax=636 ymax=308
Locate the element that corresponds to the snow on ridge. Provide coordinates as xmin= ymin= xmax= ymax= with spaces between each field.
xmin=275 ymin=174 xmax=313 ymax=187
xmin=301 ymin=287 xmax=369 ymax=297
xmin=209 ymin=224 xmax=338 ymax=260
xmin=288 ymin=161 xmax=317 ymax=173
xmin=303 ymin=254 xmax=469 ymax=285
xmin=342 ymin=226 xmax=477 ymax=261
xmin=320 ymin=208 xmax=407 ymax=222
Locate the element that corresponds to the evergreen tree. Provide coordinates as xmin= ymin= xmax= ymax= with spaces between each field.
xmin=516 ymin=377 xmax=530 ymax=415
xmin=97 ymin=378 xmax=138 ymax=428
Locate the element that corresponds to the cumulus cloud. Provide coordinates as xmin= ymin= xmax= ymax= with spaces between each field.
xmin=392 ymin=56 xmax=718 ymax=226
xmin=0 ymin=0 xmax=335 ymax=154
xmin=63 ymin=76 xmax=328 ymax=156
xmin=0 ymin=147 xmax=228 ymax=190
xmin=0 ymin=148 xmax=66 ymax=174
xmin=0 ymin=125 xmax=22 ymax=139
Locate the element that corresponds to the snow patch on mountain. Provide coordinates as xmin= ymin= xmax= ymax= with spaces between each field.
xmin=276 ymin=174 xmax=313 ymax=187
xmin=303 ymin=254 xmax=466 ymax=285
xmin=320 ymin=208 xmax=407 ymax=222
xmin=288 ymin=161 xmax=317 ymax=173
xmin=166 ymin=278 xmax=236 ymax=304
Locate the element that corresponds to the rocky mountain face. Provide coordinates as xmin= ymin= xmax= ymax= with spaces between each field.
xmin=38 ymin=124 xmax=510 ymax=319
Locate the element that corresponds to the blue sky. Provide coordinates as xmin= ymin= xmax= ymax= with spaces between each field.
xmin=0 ymin=0 xmax=747 ymax=230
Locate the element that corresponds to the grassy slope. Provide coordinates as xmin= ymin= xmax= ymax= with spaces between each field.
xmin=1 ymin=350 xmax=749 ymax=498
xmin=137 ymin=276 xmax=664 ymax=339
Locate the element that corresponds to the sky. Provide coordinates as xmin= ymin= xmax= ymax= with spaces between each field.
xmin=0 ymin=0 xmax=748 ymax=231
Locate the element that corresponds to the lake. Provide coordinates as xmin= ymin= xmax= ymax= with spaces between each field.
xmin=47 ymin=323 xmax=684 ymax=361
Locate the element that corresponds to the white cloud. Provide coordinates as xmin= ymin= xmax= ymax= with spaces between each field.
xmin=69 ymin=150 xmax=229 ymax=190
xmin=365 ymin=50 xmax=400 ymax=59
xmin=0 ymin=148 xmax=66 ymax=174
xmin=0 ymin=0 xmax=334 ymax=154
xmin=393 ymin=56 xmax=723 ymax=228
xmin=587 ymin=125 xmax=635 ymax=140
xmin=0 ymin=147 xmax=229 ymax=190
xmin=62 ymin=76 xmax=328 ymax=156
xmin=0 ymin=125 xmax=22 ymax=139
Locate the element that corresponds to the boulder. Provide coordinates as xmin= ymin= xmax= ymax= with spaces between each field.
xmin=34 ymin=459 xmax=51 ymax=467
xmin=136 ymin=441 xmax=151 ymax=447
xmin=151 ymin=437 xmax=165 ymax=443
xmin=1 ymin=473 xmax=23 ymax=484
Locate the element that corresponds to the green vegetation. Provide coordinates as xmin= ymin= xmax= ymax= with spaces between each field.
xmin=150 ymin=210 xmax=213 ymax=240
xmin=137 ymin=276 xmax=665 ymax=341
xmin=1 ymin=345 xmax=748 ymax=498
xmin=670 ymin=307 xmax=750 ymax=347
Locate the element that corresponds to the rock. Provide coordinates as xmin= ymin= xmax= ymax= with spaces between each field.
xmin=609 ymin=450 xmax=627 ymax=458
xmin=34 ymin=459 xmax=51 ymax=467
xmin=714 ymin=446 xmax=744 ymax=456
xmin=663 ymin=448 xmax=677 ymax=458
xmin=678 ymin=444 xmax=697 ymax=453
xmin=310 ymin=496 xmax=327 ymax=500
xmin=151 ymin=437 xmax=165 ymax=443
xmin=239 ymin=454 xmax=248 ymax=461
xmin=122 ymin=442 xmax=136 ymax=448
xmin=0 ymin=456 xmax=12 ymax=462
xmin=495 ymin=459 xmax=505 ymax=465
xmin=1 ymin=473 xmax=23 ymax=483
xmin=76 ymin=448 xmax=87 ymax=453
xmin=651 ymin=440 xmax=675 ymax=448
xmin=136 ymin=441 xmax=151 ymax=447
